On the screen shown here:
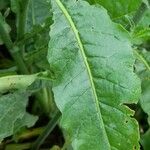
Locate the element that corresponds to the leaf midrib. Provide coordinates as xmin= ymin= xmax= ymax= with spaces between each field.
xmin=55 ymin=0 xmax=111 ymax=148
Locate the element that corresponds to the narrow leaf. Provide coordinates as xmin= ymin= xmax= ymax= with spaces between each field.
xmin=0 ymin=72 xmax=49 ymax=94
xmin=0 ymin=74 xmax=38 ymax=94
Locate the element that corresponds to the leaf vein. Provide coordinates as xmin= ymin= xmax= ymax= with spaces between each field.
xmin=55 ymin=0 xmax=111 ymax=148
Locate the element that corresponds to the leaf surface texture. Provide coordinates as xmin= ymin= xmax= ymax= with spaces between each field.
xmin=0 ymin=92 xmax=38 ymax=141
xmin=48 ymin=0 xmax=141 ymax=149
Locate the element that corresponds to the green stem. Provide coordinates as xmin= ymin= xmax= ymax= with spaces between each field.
xmin=17 ymin=0 xmax=30 ymax=56
xmin=42 ymin=88 xmax=51 ymax=114
xmin=15 ymin=127 xmax=44 ymax=141
xmin=31 ymin=110 xmax=61 ymax=150
xmin=126 ymin=2 xmax=148 ymax=30
xmin=134 ymin=50 xmax=150 ymax=72
xmin=17 ymin=0 xmax=30 ymax=40
xmin=5 ymin=143 xmax=32 ymax=150
xmin=0 ymin=18 xmax=29 ymax=74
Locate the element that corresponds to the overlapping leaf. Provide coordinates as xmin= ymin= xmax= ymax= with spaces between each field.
xmin=0 ymin=91 xmax=38 ymax=142
xmin=0 ymin=73 xmax=39 ymax=94
xmin=87 ymin=0 xmax=141 ymax=19
xmin=132 ymin=9 xmax=150 ymax=45
xmin=48 ymin=0 xmax=141 ymax=149
xmin=141 ymin=129 xmax=150 ymax=150
xmin=11 ymin=0 xmax=52 ymax=32
xmin=26 ymin=0 xmax=52 ymax=31
xmin=135 ymin=50 xmax=150 ymax=123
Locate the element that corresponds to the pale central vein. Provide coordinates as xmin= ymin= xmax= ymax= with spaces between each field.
xmin=55 ymin=0 xmax=110 ymax=148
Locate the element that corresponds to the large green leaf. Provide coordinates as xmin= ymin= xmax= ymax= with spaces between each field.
xmin=48 ymin=0 xmax=141 ymax=149
xmin=0 ymin=91 xmax=38 ymax=142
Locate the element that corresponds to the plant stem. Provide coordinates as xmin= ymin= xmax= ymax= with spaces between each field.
xmin=42 ymin=88 xmax=51 ymax=114
xmin=15 ymin=127 xmax=44 ymax=141
xmin=16 ymin=0 xmax=30 ymax=56
xmin=31 ymin=110 xmax=61 ymax=150
xmin=0 ymin=18 xmax=29 ymax=74
xmin=17 ymin=0 xmax=30 ymax=40
xmin=126 ymin=2 xmax=148 ymax=30
xmin=5 ymin=143 xmax=32 ymax=150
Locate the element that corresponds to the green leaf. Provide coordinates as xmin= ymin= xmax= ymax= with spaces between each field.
xmin=140 ymin=78 xmax=150 ymax=122
xmin=140 ymin=129 xmax=150 ymax=150
xmin=132 ymin=28 xmax=150 ymax=44
xmin=0 ymin=0 xmax=10 ymax=10
xmin=86 ymin=0 xmax=142 ymax=27
xmin=138 ymin=9 xmax=150 ymax=27
xmin=142 ymin=0 xmax=150 ymax=8
xmin=0 ymin=91 xmax=38 ymax=142
xmin=135 ymin=50 xmax=150 ymax=124
xmin=131 ymin=9 xmax=150 ymax=44
xmin=11 ymin=0 xmax=52 ymax=34
xmin=14 ymin=113 xmax=38 ymax=133
xmin=48 ymin=0 xmax=141 ymax=149
xmin=0 ymin=74 xmax=38 ymax=94
xmin=25 ymin=46 xmax=49 ymax=70
xmin=86 ymin=0 xmax=142 ymax=19
xmin=0 ymin=72 xmax=50 ymax=94
xmin=24 ymin=25 xmax=50 ymax=70
xmin=26 ymin=0 xmax=52 ymax=31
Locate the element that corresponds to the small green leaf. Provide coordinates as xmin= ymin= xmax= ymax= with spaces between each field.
xmin=0 ymin=72 xmax=50 ymax=94
xmin=131 ymin=9 xmax=150 ymax=44
xmin=48 ymin=0 xmax=141 ymax=149
xmin=14 ymin=113 xmax=38 ymax=133
xmin=0 ymin=74 xmax=38 ymax=94
xmin=0 ymin=91 xmax=38 ymax=142
xmin=26 ymin=0 xmax=52 ymax=31
xmin=10 ymin=0 xmax=52 ymax=37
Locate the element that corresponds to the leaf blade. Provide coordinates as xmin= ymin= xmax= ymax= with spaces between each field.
xmin=48 ymin=0 xmax=141 ymax=149
xmin=0 ymin=91 xmax=38 ymax=142
xmin=55 ymin=0 xmax=110 ymax=148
